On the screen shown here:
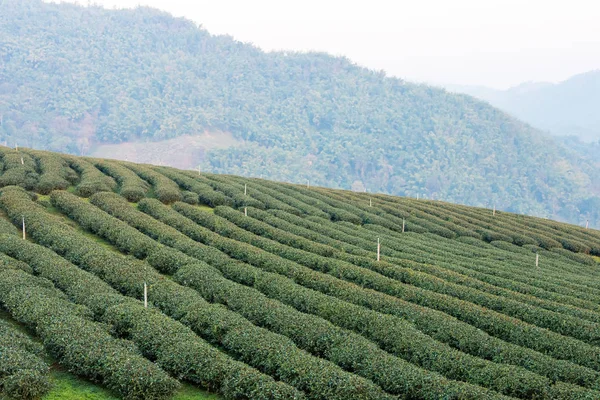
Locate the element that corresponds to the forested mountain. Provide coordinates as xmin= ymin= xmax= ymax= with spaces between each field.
xmin=445 ymin=70 xmax=600 ymax=142
xmin=1 ymin=0 xmax=599 ymax=227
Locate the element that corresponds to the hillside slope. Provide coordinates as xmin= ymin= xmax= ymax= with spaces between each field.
xmin=1 ymin=146 xmax=600 ymax=399
xmin=1 ymin=0 xmax=599 ymax=227
xmin=445 ymin=70 xmax=600 ymax=142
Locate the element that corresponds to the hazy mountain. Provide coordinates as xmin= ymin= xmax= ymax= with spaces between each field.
xmin=1 ymin=0 xmax=599 ymax=226
xmin=445 ymin=70 xmax=600 ymax=141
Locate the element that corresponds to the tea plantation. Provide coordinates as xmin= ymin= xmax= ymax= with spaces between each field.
xmin=0 ymin=146 xmax=599 ymax=400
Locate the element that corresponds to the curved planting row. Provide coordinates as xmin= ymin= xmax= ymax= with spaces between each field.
xmin=428 ymin=199 xmax=600 ymax=254
xmin=25 ymin=150 xmax=78 ymax=194
xmin=170 ymin=203 xmax=600 ymax=379
xmin=449 ymin=201 xmax=600 ymax=253
xmin=361 ymin=223 xmax=600 ymax=298
xmin=93 ymin=159 xmax=150 ymax=202
xmin=0 ymin=261 xmax=177 ymax=400
xmin=365 ymin=220 xmax=597 ymax=280
xmin=292 ymin=213 xmax=600 ymax=321
xmin=126 ymin=199 xmax=600 ymax=396
xmin=0 ymin=260 xmax=51 ymax=400
xmin=63 ymin=156 xmax=117 ymax=197
xmin=212 ymin=205 xmax=600 ymax=347
xmin=137 ymin=200 xmax=600 ymax=399
xmin=45 ymin=190 xmax=395 ymax=400
xmin=360 ymin=223 xmax=600 ymax=302
xmin=257 ymin=180 xmax=362 ymax=223
xmin=225 ymin=176 xmax=329 ymax=218
xmin=0 ymin=148 xmax=39 ymax=190
xmin=312 ymin=213 xmax=600 ymax=305
xmin=0 ymin=235 xmax=305 ymax=400
xmin=0 ymin=236 xmax=306 ymax=400
xmin=80 ymin=193 xmax=537 ymax=399
xmin=123 ymin=163 xmax=182 ymax=204
xmin=235 ymin=207 xmax=600 ymax=323
xmin=74 ymin=190 xmax=521 ymax=400
xmin=0 ymin=187 xmax=308 ymax=400
xmin=329 ymin=190 xmax=461 ymax=239
xmin=155 ymin=167 xmax=233 ymax=207
xmin=266 ymin=209 xmax=600 ymax=313
xmin=202 ymin=174 xmax=300 ymax=215
xmin=185 ymin=172 xmax=264 ymax=209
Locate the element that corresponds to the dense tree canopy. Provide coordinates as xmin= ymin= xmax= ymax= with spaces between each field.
xmin=0 ymin=0 xmax=598 ymax=226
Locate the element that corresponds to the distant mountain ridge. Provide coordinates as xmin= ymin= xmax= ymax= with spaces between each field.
xmin=0 ymin=0 xmax=599 ymax=226
xmin=445 ymin=70 xmax=600 ymax=142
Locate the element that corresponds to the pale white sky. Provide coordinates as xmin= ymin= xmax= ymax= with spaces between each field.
xmin=51 ymin=0 xmax=600 ymax=89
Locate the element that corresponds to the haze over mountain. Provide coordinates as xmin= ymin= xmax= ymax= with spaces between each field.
xmin=1 ymin=0 xmax=599 ymax=227
xmin=444 ymin=70 xmax=600 ymax=142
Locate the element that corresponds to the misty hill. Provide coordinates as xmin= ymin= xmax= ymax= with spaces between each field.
xmin=446 ymin=70 xmax=600 ymax=142
xmin=0 ymin=0 xmax=599 ymax=227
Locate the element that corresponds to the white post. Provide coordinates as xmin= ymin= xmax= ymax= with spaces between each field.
xmin=586 ymin=220 xmax=589 ymax=229
xmin=377 ymin=238 xmax=380 ymax=261
xmin=198 ymin=166 xmax=201 ymax=176
xmin=244 ymin=207 xmax=247 ymax=217
xmin=417 ymin=194 xmax=419 ymax=200
xmin=307 ymin=180 xmax=310 ymax=188
xmin=15 ymin=143 xmax=18 ymax=151
xmin=22 ymin=216 xmax=25 ymax=240
xmin=369 ymin=198 xmax=372 ymax=207
xmin=535 ymin=253 xmax=539 ymax=268
xmin=144 ymin=282 xmax=148 ymax=308
xmin=20 ymin=157 xmax=24 ymax=165
xmin=244 ymin=184 xmax=247 ymax=196
xmin=402 ymin=218 xmax=405 ymax=233
xmin=493 ymin=205 xmax=496 ymax=216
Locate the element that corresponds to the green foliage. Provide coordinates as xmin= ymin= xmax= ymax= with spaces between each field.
xmin=56 ymin=192 xmax=400 ymax=400
xmin=0 ymin=319 xmax=50 ymax=400
xmin=1 ymin=1 xmax=599 ymax=227
xmin=2 ymin=151 xmax=600 ymax=399
xmin=24 ymin=150 xmax=78 ymax=195
xmin=0 ymin=268 xmax=177 ymax=400
xmin=155 ymin=168 xmax=233 ymax=207
xmin=0 ymin=212 xmax=303 ymax=400
xmin=0 ymin=148 xmax=39 ymax=190
xmin=63 ymin=156 xmax=117 ymax=197
xmin=124 ymin=164 xmax=181 ymax=204
xmin=93 ymin=160 xmax=149 ymax=202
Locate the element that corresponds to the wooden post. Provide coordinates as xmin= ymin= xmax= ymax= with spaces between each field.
xmin=535 ymin=253 xmax=539 ymax=268
xmin=244 ymin=184 xmax=247 ymax=196
xmin=402 ymin=218 xmax=405 ymax=233
xmin=377 ymin=238 xmax=380 ymax=262
xmin=144 ymin=282 xmax=148 ymax=308
xmin=22 ymin=216 xmax=25 ymax=240
xmin=244 ymin=207 xmax=247 ymax=217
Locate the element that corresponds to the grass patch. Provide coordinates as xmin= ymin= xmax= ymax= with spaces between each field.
xmin=42 ymin=370 xmax=119 ymax=400
xmin=41 ymin=369 xmax=222 ymax=400
xmin=193 ymin=204 xmax=214 ymax=213
xmin=594 ymin=256 xmax=600 ymax=263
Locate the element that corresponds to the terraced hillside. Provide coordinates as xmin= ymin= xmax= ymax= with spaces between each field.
xmin=0 ymin=146 xmax=599 ymax=400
